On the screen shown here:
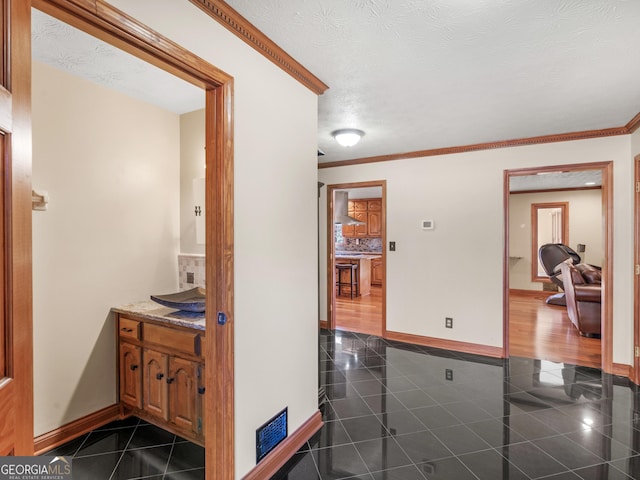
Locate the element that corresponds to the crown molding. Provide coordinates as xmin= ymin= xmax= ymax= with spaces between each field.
xmin=626 ymin=111 xmax=640 ymax=133
xmin=318 ymin=124 xmax=634 ymax=169
xmin=189 ymin=0 xmax=329 ymax=95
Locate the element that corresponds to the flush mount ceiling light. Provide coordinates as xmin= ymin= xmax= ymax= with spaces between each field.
xmin=332 ymin=128 xmax=365 ymax=147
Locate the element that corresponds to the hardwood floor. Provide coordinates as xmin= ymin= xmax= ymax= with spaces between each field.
xmin=335 ymin=285 xmax=383 ymax=336
xmin=335 ymin=288 xmax=600 ymax=369
xmin=509 ymin=291 xmax=601 ymax=368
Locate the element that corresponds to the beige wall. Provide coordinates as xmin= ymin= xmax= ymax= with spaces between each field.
xmin=180 ymin=109 xmax=206 ymax=255
xmin=32 ymin=61 xmax=181 ymax=436
xmin=108 ymin=1 xmax=320 ymax=477
xmin=319 ymin=135 xmax=634 ymax=365
xmin=509 ymin=189 xmax=604 ymax=291
xmin=633 ymin=127 xmax=640 ymax=158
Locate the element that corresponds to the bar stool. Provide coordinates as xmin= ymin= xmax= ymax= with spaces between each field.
xmin=336 ymin=263 xmax=359 ymax=299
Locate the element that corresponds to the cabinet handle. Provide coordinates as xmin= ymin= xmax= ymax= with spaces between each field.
xmin=130 ymin=364 xmax=138 ymax=371
xmin=166 ymin=377 xmax=174 ymax=384
xmin=121 ymin=328 xmax=133 ymax=333
xmin=156 ymin=373 xmax=164 ymax=380
xmin=198 ymin=387 xmax=205 ymax=395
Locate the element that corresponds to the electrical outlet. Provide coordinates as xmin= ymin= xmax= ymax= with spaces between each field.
xmin=445 ymin=317 xmax=453 ymax=328
xmin=186 ymin=272 xmax=195 ymax=284
xmin=445 ymin=369 xmax=453 ymax=381
xmin=389 ymin=241 xmax=396 ymax=251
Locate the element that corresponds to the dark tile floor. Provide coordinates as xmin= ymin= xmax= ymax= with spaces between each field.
xmin=272 ymin=329 xmax=640 ymax=480
xmin=42 ymin=417 xmax=204 ymax=480
xmin=45 ymin=329 xmax=640 ymax=480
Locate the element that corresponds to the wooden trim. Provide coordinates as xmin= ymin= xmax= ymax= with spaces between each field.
xmin=326 ymin=180 xmax=387 ymax=333
xmin=511 ymin=186 xmax=602 ymax=195
xmin=318 ymin=127 xmax=629 ymax=169
xmin=188 ymin=0 xmax=328 ymax=95
xmin=385 ymin=331 xmax=504 ymax=359
xmin=8 ymin=0 xmax=34 ymax=455
xmin=205 ymin=83 xmax=235 ymax=479
xmin=504 ymin=161 xmax=614 ymax=374
xmin=242 ymin=410 xmax=323 ymax=480
xmin=319 ymin=320 xmax=328 ymax=329
xmin=530 ymin=202 xmax=569 ymax=283
xmin=33 ymin=0 xmax=233 ymax=89
xmin=33 ymin=404 xmax=120 ymax=455
xmin=612 ymin=363 xmax=631 ymax=378
xmin=601 ymin=162 xmax=613 ymax=374
xmin=503 ymin=170 xmax=510 ymax=359
xmin=627 ymin=112 xmax=640 ymax=134
xmin=31 ymin=2 xmax=235 ymax=478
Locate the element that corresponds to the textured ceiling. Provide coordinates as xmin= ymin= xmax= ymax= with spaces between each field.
xmin=509 ymin=170 xmax=601 ymax=192
xmin=32 ymin=2 xmax=640 ymax=166
xmin=31 ymin=9 xmax=203 ymax=115
xmin=225 ymin=0 xmax=640 ymax=163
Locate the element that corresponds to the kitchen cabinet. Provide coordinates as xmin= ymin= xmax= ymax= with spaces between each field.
xmin=335 ymin=256 xmax=373 ymax=296
xmin=342 ymin=198 xmax=382 ymax=238
xmin=119 ymin=341 xmax=142 ymax=410
xmin=371 ymin=257 xmax=384 ymax=286
xmin=117 ymin=314 xmax=205 ymax=445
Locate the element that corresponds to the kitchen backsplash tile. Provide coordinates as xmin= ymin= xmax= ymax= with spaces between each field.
xmin=178 ymin=254 xmax=205 ymax=290
xmin=334 ymin=224 xmax=382 ymax=252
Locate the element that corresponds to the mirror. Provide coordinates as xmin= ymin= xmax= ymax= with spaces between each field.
xmin=532 ymin=202 xmax=568 ymax=281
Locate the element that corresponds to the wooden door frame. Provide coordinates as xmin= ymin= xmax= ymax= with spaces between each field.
xmin=634 ymin=155 xmax=640 ymax=384
xmin=30 ymin=2 xmax=235 ymax=478
xmin=1 ymin=0 xmax=34 ymax=455
xmin=326 ymin=180 xmax=387 ymax=334
xmin=503 ymin=162 xmax=613 ymax=374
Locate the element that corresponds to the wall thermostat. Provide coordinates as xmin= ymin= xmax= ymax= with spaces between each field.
xmin=421 ymin=220 xmax=434 ymax=230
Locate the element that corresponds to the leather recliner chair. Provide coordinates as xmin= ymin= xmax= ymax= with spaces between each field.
xmin=538 ymin=243 xmax=582 ymax=305
xmin=559 ymin=262 xmax=602 ymax=338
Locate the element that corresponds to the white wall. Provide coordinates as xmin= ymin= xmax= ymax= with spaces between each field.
xmin=319 ymin=135 xmax=634 ymax=365
xmin=107 ymin=1 xmax=320 ymax=477
xmin=32 ymin=61 xmax=180 ymax=436
xmin=180 ymin=109 xmax=206 ymax=255
xmin=509 ymin=189 xmax=603 ymax=290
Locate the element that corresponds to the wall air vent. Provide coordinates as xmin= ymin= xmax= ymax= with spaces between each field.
xmin=256 ymin=407 xmax=288 ymax=463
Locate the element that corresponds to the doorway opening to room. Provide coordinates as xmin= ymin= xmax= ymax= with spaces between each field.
xmin=28 ymin=2 xmax=234 ymax=478
xmin=504 ymin=162 xmax=612 ymax=373
xmin=326 ymin=181 xmax=387 ymax=337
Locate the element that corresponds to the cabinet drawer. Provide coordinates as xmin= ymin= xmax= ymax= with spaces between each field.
xmin=119 ymin=317 xmax=141 ymax=340
xmin=145 ymin=323 xmax=203 ymax=357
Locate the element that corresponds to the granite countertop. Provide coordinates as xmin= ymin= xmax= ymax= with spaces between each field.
xmin=112 ymin=299 xmax=205 ymax=331
xmin=335 ymin=252 xmax=382 ymax=259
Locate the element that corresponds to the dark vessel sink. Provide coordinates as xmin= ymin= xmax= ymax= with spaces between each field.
xmin=150 ymin=287 xmax=205 ymax=312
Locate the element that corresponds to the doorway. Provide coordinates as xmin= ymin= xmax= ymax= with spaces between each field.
xmin=28 ymin=2 xmax=234 ymax=478
xmin=326 ymin=181 xmax=387 ymax=336
xmin=504 ymin=162 xmax=613 ymax=372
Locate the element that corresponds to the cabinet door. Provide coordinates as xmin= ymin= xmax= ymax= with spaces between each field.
xmin=353 ymin=200 xmax=368 ymax=211
xmin=143 ymin=349 xmax=169 ymax=421
xmin=120 ymin=342 xmax=142 ymax=409
xmin=367 ymin=210 xmax=382 ymax=237
xmin=367 ymin=200 xmax=381 ymax=211
xmin=169 ymin=357 xmax=199 ymax=434
xmin=341 ymin=222 xmax=355 ymax=237
xmin=371 ymin=259 xmax=384 ymax=285
xmin=354 ymin=211 xmax=368 ymax=237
